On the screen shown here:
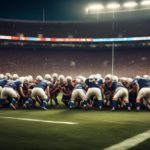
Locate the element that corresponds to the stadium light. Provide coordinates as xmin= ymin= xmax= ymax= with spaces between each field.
xmin=141 ymin=1 xmax=150 ymax=5
xmin=124 ymin=2 xmax=138 ymax=7
xmin=86 ymin=8 xmax=88 ymax=13
xmin=107 ymin=4 xmax=120 ymax=9
xmin=89 ymin=5 xmax=104 ymax=10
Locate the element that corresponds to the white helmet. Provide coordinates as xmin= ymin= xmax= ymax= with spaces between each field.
xmin=77 ymin=76 xmax=86 ymax=83
xmin=18 ymin=77 xmax=25 ymax=84
xmin=66 ymin=76 xmax=72 ymax=82
xmin=28 ymin=75 xmax=33 ymax=82
xmin=112 ymin=76 xmax=118 ymax=82
xmin=45 ymin=74 xmax=51 ymax=80
xmin=104 ymin=74 xmax=112 ymax=80
xmin=0 ymin=74 xmax=4 ymax=79
xmin=36 ymin=75 xmax=43 ymax=81
xmin=3 ymin=75 xmax=7 ymax=79
xmin=24 ymin=76 xmax=29 ymax=83
xmin=143 ymin=75 xmax=149 ymax=79
xmin=52 ymin=73 xmax=58 ymax=78
xmin=97 ymin=74 xmax=102 ymax=78
xmin=6 ymin=73 xmax=12 ymax=79
xmin=13 ymin=74 xmax=19 ymax=80
xmin=76 ymin=78 xmax=81 ymax=83
xmin=88 ymin=75 xmax=94 ymax=78
xmin=58 ymin=75 xmax=65 ymax=80
xmin=128 ymin=78 xmax=133 ymax=83
xmin=122 ymin=77 xmax=127 ymax=82
xmin=136 ymin=75 xmax=141 ymax=79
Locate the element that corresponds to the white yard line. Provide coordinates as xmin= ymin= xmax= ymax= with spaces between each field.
xmin=104 ymin=130 xmax=150 ymax=150
xmin=0 ymin=116 xmax=78 ymax=125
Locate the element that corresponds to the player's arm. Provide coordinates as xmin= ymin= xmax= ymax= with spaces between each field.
xmin=18 ymin=87 xmax=26 ymax=98
xmin=133 ymin=82 xmax=139 ymax=94
xmin=108 ymin=82 xmax=113 ymax=89
xmin=24 ymin=82 xmax=29 ymax=89
xmin=59 ymin=88 xmax=72 ymax=96
xmin=16 ymin=91 xmax=20 ymax=99
xmin=85 ymin=85 xmax=88 ymax=91
xmin=101 ymin=83 xmax=105 ymax=93
xmin=50 ymin=87 xmax=59 ymax=94
xmin=46 ymin=85 xmax=50 ymax=99
xmin=128 ymin=88 xmax=133 ymax=94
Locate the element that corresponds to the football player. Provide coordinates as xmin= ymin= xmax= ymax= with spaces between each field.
xmin=59 ymin=76 xmax=74 ymax=106
xmin=82 ymin=75 xmax=104 ymax=110
xmin=50 ymin=73 xmax=60 ymax=107
xmin=132 ymin=77 xmax=150 ymax=111
xmin=105 ymin=74 xmax=131 ymax=111
xmin=26 ymin=75 xmax=53 ymax=110
xmin=0 ymin=77 xmax=27 ymax=109
xmin=60 ymin=78 xmax=86 ymax=108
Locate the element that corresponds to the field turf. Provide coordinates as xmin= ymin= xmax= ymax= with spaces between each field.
xmin=0 ymin=94 xmax=150 ymax=150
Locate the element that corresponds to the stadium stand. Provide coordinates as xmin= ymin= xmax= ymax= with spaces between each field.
xmin=0 ymin=16 xmax=150 ymax=38
xmin=0 ymin=47 xmax=149 ymax=78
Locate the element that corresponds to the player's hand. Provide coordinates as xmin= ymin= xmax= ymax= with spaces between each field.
xmin=17 ymin=94 xmax=20 ymax=99
xmin=25 ymin=95 xmax=29 ymax=98
xmin=47 ymin=94 xmax=50 ymax=99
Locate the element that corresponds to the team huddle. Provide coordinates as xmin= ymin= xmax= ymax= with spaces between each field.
xmin=0 ymin=73 xmax=150 ymax=112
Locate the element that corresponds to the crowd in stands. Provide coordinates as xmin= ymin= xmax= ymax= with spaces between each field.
xmin=0 ymin=16 xmax=150 ymax=38
xmin=0 ymin=47 xmax=149 ymax=78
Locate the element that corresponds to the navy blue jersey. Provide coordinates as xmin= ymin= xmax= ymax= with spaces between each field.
xmin=35 ymin=80 xmax=53 ymax=91
xmin=74 ymin=82 xmax=85 ymax=90
xmin=85 ymin=78 xmax=104 ymax=89
xmin=65 ymin=84 xmax=74 ymax=91
xmin=112 ymin=81 xmax=125 ymax=91
xmin=0 ymin=79 xmax=9 ymax=87
xmin=132 ymin=78 xmax=150 ymax=89
xmin=5 ymin=80 xmax=23 ymax=90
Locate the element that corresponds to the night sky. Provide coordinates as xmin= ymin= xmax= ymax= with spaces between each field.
xmin=0 ymin=0 xmax=142 ymax=21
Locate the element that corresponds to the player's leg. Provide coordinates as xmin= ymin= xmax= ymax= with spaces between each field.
xmin=3 ymin=88 xmax=18 ymax=109
xmin=70 ymin=90 xmax=78 ymax=108
xmin=23 ymin=98 xmax=32 ymax=108
xmin=0 ymin=86 xmax=3 ymax=99
xmin=36 ymin=89 xmax=49 ymax=110
xmin=122 ymin=88 xmax=131 ymax=111
xmin=136 ymin=88 xmax=147 ymax=111
xmin=52 ymin=93 xmax=59 ymax=107
xmin=94 ymin=88 xmax=103 ymax=110
xmin=0 ymin=88 xmax=7 ymax=107
xmin=111 ymin=88 xmax=124 ymax=111
xmin=83 ymin=88 xmax=94 ymax=110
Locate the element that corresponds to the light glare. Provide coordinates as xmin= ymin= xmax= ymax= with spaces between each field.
xmin=89 ymin=5 xmax=104 ymax=10
xmin=124 ymin=2 xmax=138 ymax=7
xmin=107 ymin=4 xmax=120 ymax=9
xmin=141 ymin=1 xmax=150 ymax=5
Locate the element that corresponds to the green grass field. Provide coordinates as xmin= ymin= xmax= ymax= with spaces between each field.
xmin=0 ymin=94 xmax=150 ymax=150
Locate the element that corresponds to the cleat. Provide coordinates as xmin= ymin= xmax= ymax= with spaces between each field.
xmin=55 ymin=105 xmax=59 ymax=108
xmin=42 ymin=107 xmax=47 ymax=110
xmin=90 ymin=104 xmax=93 ymax=107
xmin=128 ymin=109 xmax=132 ymax=112
xmin=79 ymin=105 xmax=83 ymax=109
xmin=0 ymin=104 xmax=2 ymax=108
xmin=110 ymin=109 xmax=115 ymax=112
xmin=82 ymin=107 xmax=86 ymax=110
xmin=99 ymin=108 xmax=103 ymax=111
xmin=82 ymin=107 xmax=88 ymax=110
xmin=15 ymin=105 xmax=19 ymax=108
xmin=23 ymin=104 xmax=27 ymax=109
xmin=135 ymin=109 xmax=140 ymax=112
xmin=10 ymin=103 xmax=16 ymax=110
